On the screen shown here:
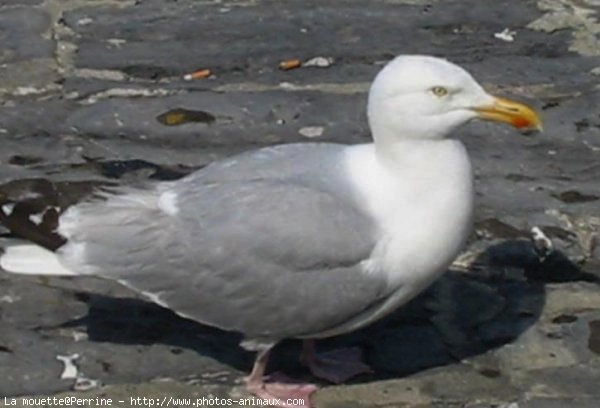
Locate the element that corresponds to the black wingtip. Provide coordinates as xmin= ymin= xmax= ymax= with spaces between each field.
xmin=0 ymin=178 xmax=71 ymax=251
xmin=0 ymin=202 xmax=67 ymax=251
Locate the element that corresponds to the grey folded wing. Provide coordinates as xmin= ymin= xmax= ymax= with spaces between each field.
xmin=63 ymin=148 xmax=388 ymax=341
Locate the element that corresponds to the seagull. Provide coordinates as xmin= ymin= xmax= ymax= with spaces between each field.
xmin=0 ymin=55 xmax=541 ymax=408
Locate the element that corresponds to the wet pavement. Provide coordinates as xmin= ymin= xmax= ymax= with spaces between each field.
xmin=0 ymin=0 xmax=600 ymax=407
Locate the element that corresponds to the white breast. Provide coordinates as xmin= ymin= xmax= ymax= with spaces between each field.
xmin=344 ymin=141 xmax=474 ymax=292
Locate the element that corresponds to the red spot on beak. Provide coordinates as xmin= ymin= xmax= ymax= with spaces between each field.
xmin=512 ymin=116 xmax=530 ymax=129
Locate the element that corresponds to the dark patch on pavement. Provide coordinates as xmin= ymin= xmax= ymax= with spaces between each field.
xmin=552 ymin=314 xmax=578 ymax=324
xmin=0 ymin=344 xmax=13 ymax=353
xmin=9 ymin=155 xmax=44 ymax=166
xmin=478 ymin=367 xmax=502 ymax=378
xmin=505 ymin=174 xmax=537 ymax=182
xmin=588 ymin=320 xmax=600 ymax=355
xmin=156 ymin=108 xmax=216 ymax=126
xmin=552 ymin=190 xmax=599 ymax=204
xmin=122 ymin=65 xmax=172 ymax=80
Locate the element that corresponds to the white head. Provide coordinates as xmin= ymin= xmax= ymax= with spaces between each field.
xmin=367 ymin=55 xmax=541 ymax=144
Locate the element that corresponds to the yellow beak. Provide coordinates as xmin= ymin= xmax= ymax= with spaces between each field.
xmin=474 ymin=96 xmax=543 ymax=132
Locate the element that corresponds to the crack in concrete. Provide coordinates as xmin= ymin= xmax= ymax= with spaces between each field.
xmin=81 ymin=88 xmax=183 ymax=104
xmin=214 ymin=81 xmax=372 ymax=94
xmin=73 ymin=68 xmax=128 ymax=81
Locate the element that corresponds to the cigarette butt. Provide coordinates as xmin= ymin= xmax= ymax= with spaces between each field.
xmin=279 ymin=59 xmax=301 ymax=71
xmin=183 ymin=69 xmax=211 ymax=81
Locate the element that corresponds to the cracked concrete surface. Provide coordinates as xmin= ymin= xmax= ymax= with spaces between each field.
xmin=0 ymin=0 xmax=599 ymax=407
xmin=529 ymin=0 xmax=600 ymax=56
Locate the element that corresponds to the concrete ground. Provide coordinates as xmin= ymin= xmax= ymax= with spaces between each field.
xmin=0 ymin=0 xmax=599 ymax=406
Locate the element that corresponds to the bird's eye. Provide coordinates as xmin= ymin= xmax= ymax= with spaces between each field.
xmin=431 ymin=86 xmax=449 ymax=97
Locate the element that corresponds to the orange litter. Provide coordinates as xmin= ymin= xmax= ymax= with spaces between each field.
xmin=183 ymin=69 xmax=212 ymax=81
xmin=279 ymin=59 xmax=301 ymax=71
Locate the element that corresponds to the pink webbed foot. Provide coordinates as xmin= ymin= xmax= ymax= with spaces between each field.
xmin=300 ymin=341 xmax=373 ymax=384
xmin=245 ymin=348 xmax=317 ymax=408
xmin=246 ymin=372 xmax=317 ymax=408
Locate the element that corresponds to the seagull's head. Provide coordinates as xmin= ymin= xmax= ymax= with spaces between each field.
xmin=367 ymin=55 xmax=542 ymax=142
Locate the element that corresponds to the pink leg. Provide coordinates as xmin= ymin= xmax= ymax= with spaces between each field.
xmin=245 ymin=348 xmax=318 ymax=408
xmin=300 ymin=340 xmax=372 ymax=384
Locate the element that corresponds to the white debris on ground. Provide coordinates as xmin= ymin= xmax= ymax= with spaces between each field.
xmin=298 ymin=126 xmax=325 ymax=138
xmin=0 ymin=294 xmax=19 ymax=303
xmin=76 ymin=17 xmax=93 ymax=26
xmin=72 ymin=331 xmax=89 ymax=342
xmin=74 ymin=377 xmax=101 ymax=392
xmin=303 ymin=56 xmax=334 ymax=67
xmin=531 ymin=226 xmax=554 ymax=261
xmin=494 ymin=28 xmax=517 ymax=42
xmin=56 ymin=354 xmax=80 ymax=380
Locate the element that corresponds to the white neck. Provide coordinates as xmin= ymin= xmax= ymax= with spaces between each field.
xmin=345 ymin=140 xmax=473 ymax=220
xmin=373 ymin=137 xmax=447 ymax=173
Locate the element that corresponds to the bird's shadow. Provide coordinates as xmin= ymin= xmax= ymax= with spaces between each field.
xmin=56 ymin=239 xmax=598 ymax=385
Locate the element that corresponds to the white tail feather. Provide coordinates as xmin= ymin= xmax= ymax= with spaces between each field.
xmin=0 ymin=244 xmax=76 ymax=276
